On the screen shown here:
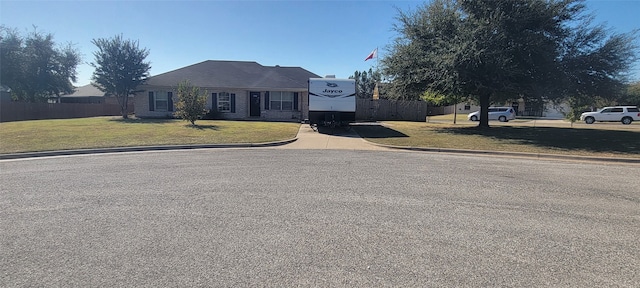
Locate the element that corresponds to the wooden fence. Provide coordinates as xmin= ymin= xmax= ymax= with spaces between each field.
xmin=0 ymin=102 xmax=132 ymax=122
xmin=356 ymin=98 xmax=444 ymax=121
xmin=1 ymin=99 xmax=442 ymax=123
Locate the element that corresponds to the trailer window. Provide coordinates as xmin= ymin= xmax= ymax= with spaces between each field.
xmin=270 ymin=91 xmax=294 ymax=111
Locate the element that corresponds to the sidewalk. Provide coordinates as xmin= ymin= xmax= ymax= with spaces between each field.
xmin=277 ymin=124 xmax=391 ymax=150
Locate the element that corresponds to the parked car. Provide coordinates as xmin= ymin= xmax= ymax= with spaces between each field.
xmin=467 ymin=107 xmax=516 ymax=122
xmin=580 ymin=106 xmax=640 ymax=125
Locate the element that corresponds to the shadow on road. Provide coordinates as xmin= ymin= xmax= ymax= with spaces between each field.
xmin=350 ymin=125 xmax=409 ymax=139
xmin=314 ymin=125 xmax=361 ymax=137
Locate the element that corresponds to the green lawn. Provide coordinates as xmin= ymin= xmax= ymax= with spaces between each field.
xmin=353 ymin=121 xmax=640 ymax=158
xmin=2 ymin=117 xmax=639 ymax=158
xmin=0 ymin=117 xmax=301 ymax=154
xmin=426 ymin=113 xmax=472 ymax=123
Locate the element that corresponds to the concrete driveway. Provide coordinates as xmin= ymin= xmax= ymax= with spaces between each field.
xmin=278 ymin=124 xmax=391 ymax=150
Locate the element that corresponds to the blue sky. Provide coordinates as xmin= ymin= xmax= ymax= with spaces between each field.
xmin=1 ymin=0 xmax=639 ymax=86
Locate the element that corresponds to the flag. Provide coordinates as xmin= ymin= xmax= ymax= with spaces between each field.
xmin=365 ymin=48 xmax=377 ymax=61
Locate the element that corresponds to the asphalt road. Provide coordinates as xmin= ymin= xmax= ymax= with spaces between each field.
xmin=1 ymin=149 xmax=639 ymax=287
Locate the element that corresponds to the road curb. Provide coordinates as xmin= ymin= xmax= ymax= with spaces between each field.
xmin=3 ymin=137 xmax=638 ymax=164
xmin=364 ymin=142 xmax=640 ymax=164
xmin=0 ymin=138 xmax=298 ymax=160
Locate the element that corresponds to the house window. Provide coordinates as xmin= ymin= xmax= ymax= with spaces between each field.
xmin=464 ymin=104 xmax=471 ymax=110
xmin=269 ymin=91 xmax=294 ymax=111
xmin=218 ymin=92 xmax=231 ymax=112
xmin=149 ymin=91 xmax=173 ymax=112
xmin=155 ymin=92 xmax=168 ymax=111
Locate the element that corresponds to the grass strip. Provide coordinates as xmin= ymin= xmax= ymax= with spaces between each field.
xmin=353 ymin=121 xmax=640 ymax=158
xmin=0 ymin=117 xmax=300 ymax=154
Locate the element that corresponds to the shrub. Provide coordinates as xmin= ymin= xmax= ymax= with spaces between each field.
xmin=174 ymin=80 xmax=208 ymax=125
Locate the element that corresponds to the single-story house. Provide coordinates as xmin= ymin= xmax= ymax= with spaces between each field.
xmin=54 ymin=84 xmax=104 ymax=104
xmin=135 ymin=60 xmax=320 ymax=121
xmin=53 ymin=84 xmax=134 ymax=109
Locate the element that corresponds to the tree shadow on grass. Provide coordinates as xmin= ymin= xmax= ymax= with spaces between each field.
xmin=351 ymin=125 xmax=409 ymax=138
xmin=185 ymin=124 xmax=219 ymax=131
xmin=437 ymin=126 xmax=640 ymax=155
xmin=108 ymin=118 xmax=219 ymax=130
xmin=108 ymin=117 xmax=176 ymax=124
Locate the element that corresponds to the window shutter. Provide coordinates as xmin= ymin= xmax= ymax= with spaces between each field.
xmin=211 ymin=93 xmax=218 ymax=111
xmin=293 ymin=92 xmax=299 ymax=111
xmin=264 ymin=91 xmax=270 ymax=110
xmin=148 ymin=91 xmax=155 ymax=111
xmin=167 ymin=92 xmax=174 ymax=112
xmin=231 ymin=93 xmax=236 ymax=113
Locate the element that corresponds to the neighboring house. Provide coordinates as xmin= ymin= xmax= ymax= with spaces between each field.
xmin=55 ymin=84 xmax=105 ymax=104
xmin=135 ymin=60 xmax=320 ymax=121
xmin=445 ymin=99 xmax=569 ymax=119
xmin=55 ymin=84 xmax=132 ymax=106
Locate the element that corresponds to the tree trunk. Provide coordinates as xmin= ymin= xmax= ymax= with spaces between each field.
xmin=479 ymin=92 xmax=490 ymax=128
xmin=118 ymin=95 xmax=129 ymax=119
xmin=453 ymin=103 xmax=457 ymax=124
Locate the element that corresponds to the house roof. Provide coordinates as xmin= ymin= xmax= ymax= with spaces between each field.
xmin=144 ymin=60 xmax=320 ymax=90
xmin=64 ymin=84 xmax=105 ymax=97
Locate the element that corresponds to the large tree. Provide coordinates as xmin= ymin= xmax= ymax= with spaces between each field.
xmin=0 ymin=26 xmax=81 ymax=102
xmin=559 ymin=15 xmax=638 ymax=113
xmin=616 ymin=81 xmax=640 ymax=107
xmin=383 ymin=0 xmax=637 ymax=128
xmin=91 ymin=35 xmax=151 ymax=119
xmin=351 ymin=68 xmax=383 ymax=99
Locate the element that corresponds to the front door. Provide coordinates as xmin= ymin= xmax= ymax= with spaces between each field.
xmin=250 ymin=92 xmax=261 ymax=117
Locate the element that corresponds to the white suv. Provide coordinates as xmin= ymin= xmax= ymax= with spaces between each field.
xmin=468 ymin=107 xmax=516 ymax=122
xmin=580 ymin=106 xmax=640 ymax=125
